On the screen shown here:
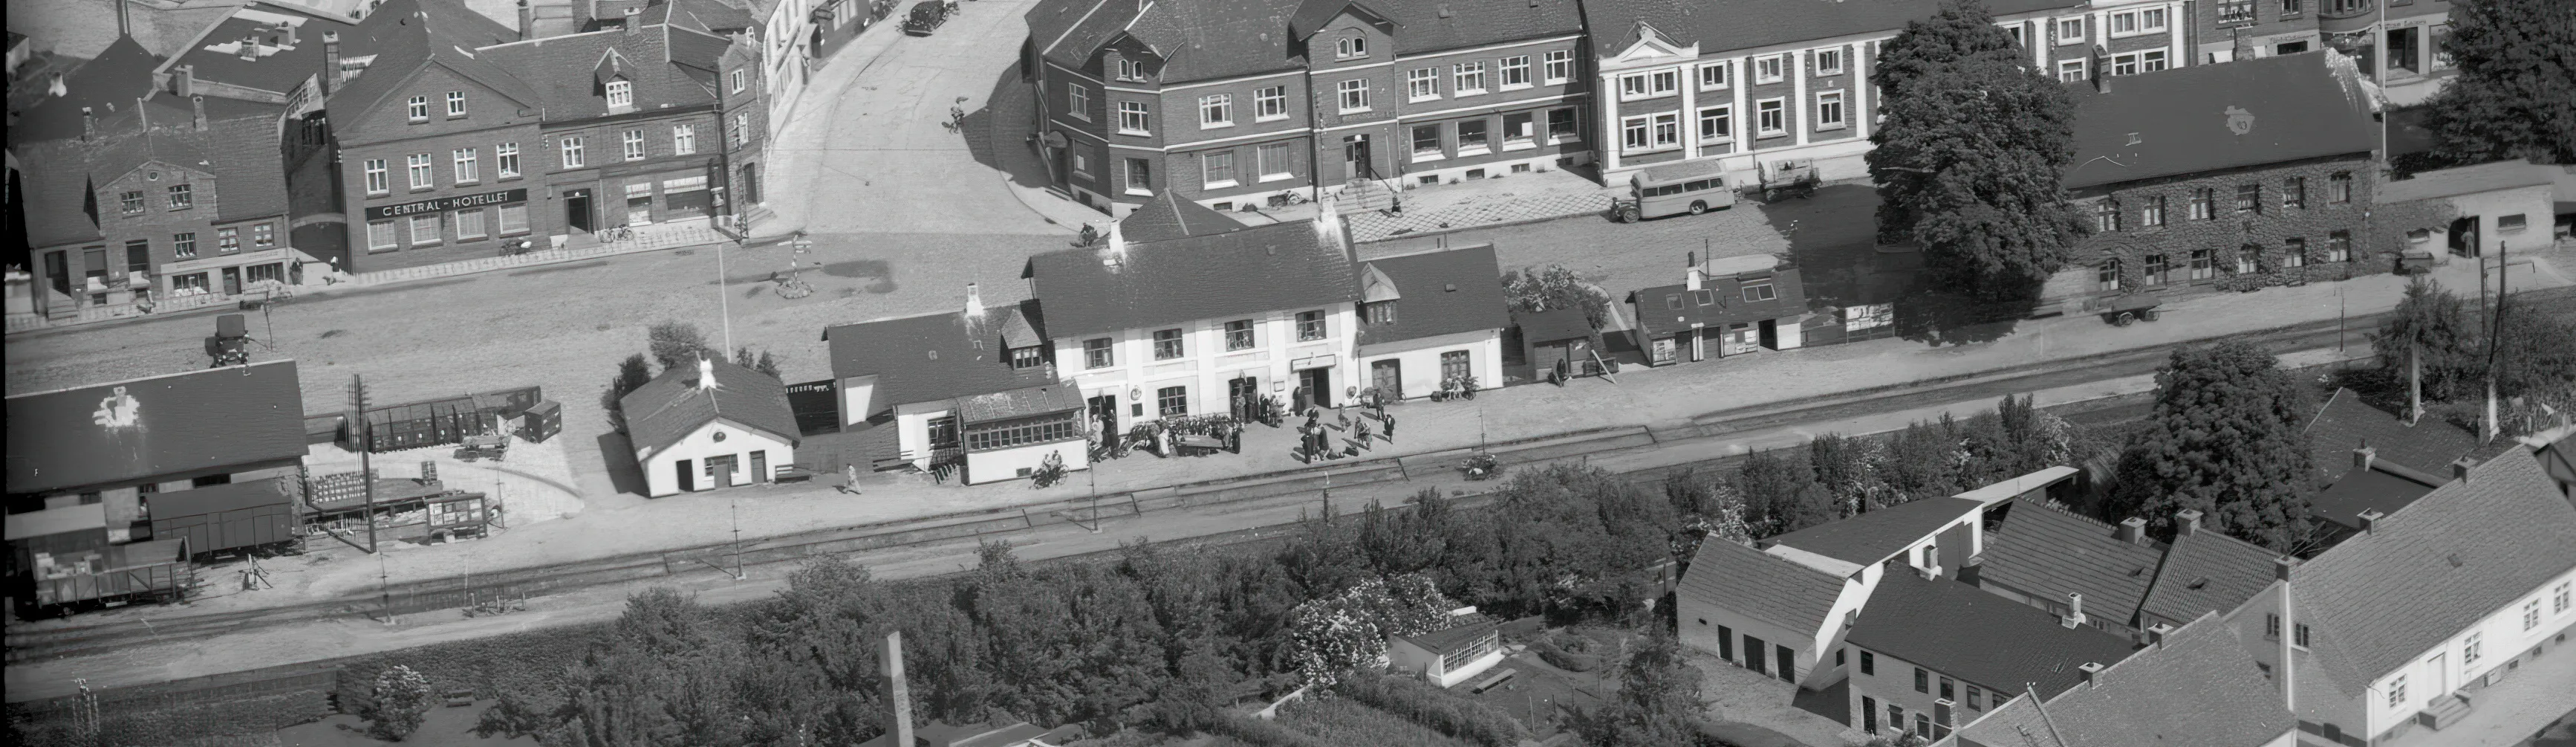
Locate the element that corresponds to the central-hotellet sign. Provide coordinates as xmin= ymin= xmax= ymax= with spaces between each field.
xmin=366 ymin=189 xmax=528 ymax=220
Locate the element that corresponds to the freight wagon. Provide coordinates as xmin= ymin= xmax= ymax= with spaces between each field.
xmin=31 ymin=538 xmax=192 ymax=609
xmin=337 ymin=387 xmax=544 ymax=453
xmin=150 ymin=479 xmax=299 ymax=560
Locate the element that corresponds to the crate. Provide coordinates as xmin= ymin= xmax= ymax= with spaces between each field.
xmin=520 ymin=400 xmax=563 ymax=443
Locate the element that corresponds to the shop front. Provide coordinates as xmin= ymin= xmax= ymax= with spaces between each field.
xmin=362 ymin=187 xmax=534 ymax=254
xmin=602 ymin=172 xmax=718 ymax=227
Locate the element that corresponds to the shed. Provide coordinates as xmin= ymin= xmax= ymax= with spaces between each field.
xmin=1512 ymin=307 xmax=1601 ymax=381
xmin=1388 ymin=609 xmax=1505 ymax=688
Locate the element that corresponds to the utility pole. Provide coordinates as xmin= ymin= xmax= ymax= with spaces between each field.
xmin=349 ymin=375 xmax=377 ymax=554
xmin=2485 ymin=241 xmax=2508 ymax=443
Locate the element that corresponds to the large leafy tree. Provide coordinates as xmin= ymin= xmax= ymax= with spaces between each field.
xmin=2110 ymin=343 xmax=2315 ymax=551
xmin=2421 ymin=0 xmax=2576 ymax=168
xmin=1558 ymin=633 xmax=1723 ymax=747
xmin=1869 ymin=0 xmax=2089 ymax=299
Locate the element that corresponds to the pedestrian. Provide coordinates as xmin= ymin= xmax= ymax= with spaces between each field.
xmin=1382 ymin=411 xmax=1396 ymax=440
xmin=1354 ymin=415 xmax=1373 ymax=447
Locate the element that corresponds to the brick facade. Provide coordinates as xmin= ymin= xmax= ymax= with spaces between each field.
xmin=334 ymin=64 xmax=553 ymax=273
xmin=2047 ymin=155 xmax=2408 ymax=311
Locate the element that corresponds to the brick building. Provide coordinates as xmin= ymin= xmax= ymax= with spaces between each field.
xmin=1022 ymin=0 xmax=1589 ymax=216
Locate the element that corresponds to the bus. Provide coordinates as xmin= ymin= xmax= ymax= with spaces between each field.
xmin=1612 ymin=160 xmax=1736 ymax=222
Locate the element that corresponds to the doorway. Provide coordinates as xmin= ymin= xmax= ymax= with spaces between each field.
xmin=749 ymin=450 xmax=768 ymax=484
xmin=1370 ymin=359 xmax=1402 ymax=400
xmin=1758 ymin=319 xmax=1780 ymax=349
xmin=674 ymin=459 xmax=695 ymax=491
xmin=1298 ymin=367 xmax=1333 ymax=410
xmin=44 ymin=250 xmax=71 ymax=296
xmin=565 ymin=190 xmax=594 ymax=233
xmin=1745 ymin=635 xmax=1768 ymax=674
xmin=1228 ymin=377 xmax=1259 ymax=421
xmin=1775 ymin=644 xmax=1796 ymax=682
xmin=2449 ymin=216 xmax=2479 ymax=256
xmin=221 ymin=266 xmax=243 ymax=296
xmin=2426 ymin=652 xmax=2447 ymax=699
xmin=707 ymin=453 xmax=738 ymax=488
xmin=1089 ymin=394 xmax=1119 ymax=438
xmin=627 ymin=193 xmax=654 ymax=225
xmin=1342 ymin=135 xmax=1373 ymax=181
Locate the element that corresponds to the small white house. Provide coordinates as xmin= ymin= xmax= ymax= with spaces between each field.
xmin=823 ymin=286 xmax=1090 ymax=484
xmin=1350 ymin=245 xmax=1509 ymax=401
xmin=622 ymin=358 xmax=801 ymax=497
xmin=1388 ymin=607 xmax=1506 ymax=688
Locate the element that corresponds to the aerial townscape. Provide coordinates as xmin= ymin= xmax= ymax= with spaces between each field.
xmin=4 ymin=0 xmax=2575 ymax=743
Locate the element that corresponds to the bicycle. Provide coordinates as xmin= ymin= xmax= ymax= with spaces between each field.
xmin=599 ymin=226 xmax=634 ymax=243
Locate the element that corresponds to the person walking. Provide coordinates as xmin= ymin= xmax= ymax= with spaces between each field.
xmin=839 ymin=464 xmax=862 ymax=494
xmin=1382 ymin=410 xmax=1396 ymax=441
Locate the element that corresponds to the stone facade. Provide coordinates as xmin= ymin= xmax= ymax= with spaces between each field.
xmin=2052 ymin=154 xmax=2419 ymax=309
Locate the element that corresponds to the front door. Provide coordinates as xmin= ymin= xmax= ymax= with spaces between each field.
xmin=44 ymin=250 xmax=71 ymax=296
xmin=1299 ymin=367 xmax=1332 ymax=409
xmin=2449 ymin=216 xmax=2479 ymax=256
xmin=565 ymin=190 xmax=594 ymax=233
xmin=708 ymin=453 xmax=737 ymax=488
xmin=1089 ymin=394 xmax=1119 ymax=437
xmin=1228 ymin=377 xmax=1258 ymax=421
xmin=675 ymin=459 xmax=695 ymax=491
xmin=1776 ymin=644 xmax=1797 ymax=682
xmin=1759 ymin=319 xmax=1780 ymax=349
xmin=1745 ymin=636 xmax=1768 ymax=673
xmin=1343 ymin=135 xmax=1372 ymax=181
xmin=1370 ymin=360 xmax=1402 ymax=400
xmin=221 ymin=266 xmax=243 ymax=295
xmin=749 ymin=450 xmax=767 ymax=484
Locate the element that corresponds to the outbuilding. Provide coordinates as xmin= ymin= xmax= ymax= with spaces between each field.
xmin=1388 ymin=607 xmax=1506 ymax=688
xmin=621 ymin=358 xmax=801 ymax=497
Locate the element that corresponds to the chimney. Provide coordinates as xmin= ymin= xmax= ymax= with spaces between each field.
xmin=192 ymin=95 xmax=207 ymax=131
xmin=282 ymin=22 xmax=299 ymax=48
xmin=963 ymin=282 xmax=985 ymax=319
xmin=176 ymin=65 xmax=197 ymax=97
xmin=2061 ymin=592 xmax=2087 ymax=629
xmin=82 ymin=106 xmax=96 ymax=141
xmin=2114 ymin=517 xmax=2146 ymax=544
xmin=625 ymin=6 xmax=643 ymax=33
xmin=2077 ymin=662 xmax=2105 ymax=688
xmin=1685 ymin=267 xmax=1705 ymax=291
xmin=1102 ymin=219 xmax=1127 ymax=266
xmin=2274 ymin=556 xmax=2297 ymax=581
xmin=2357 ymin=509 xmax=2385 ymax=534
xmin=420 ymin=461 xmax=438 ymax=484
xmin=518 ymin=0 xmax=536 ymax=41
xmin=2144 ymin=623 xmax=2174 ymax=649
xmin=2352 ymin=446 xmax=2376 ymax=472
xmin=240 ymin=33 xmax=261 ymax=62
xmin=2451 ymin=457 xmax=2476 ymax=482
xmin=881 ymin=632 xmax=916 ymax=747
xmin=2175 ymin=508 xmax=2202 ymax=537
xmin=323 ymin=31 xmax=342 ymax=96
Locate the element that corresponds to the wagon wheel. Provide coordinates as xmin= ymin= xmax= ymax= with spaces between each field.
xmin=2112 ymin=311 xmax=2137 ymax=327
xmin=2139 ymin=308 xmax=2160 ymax=323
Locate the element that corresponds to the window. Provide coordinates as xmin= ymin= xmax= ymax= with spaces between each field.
xmin=1699 ymin=106 xmax=1732 ymax=142
xmin=2097 ymin=200 xmax=2121 ymax=232
xmin=1652 ymin=112 xmax=1679 ymax=147
xmin=1119 ymin=58 xmax=1146 ymax=81
xmin=1255 ymin=86 xmax=1287 ymax=120
xmin=1124 ymin=158 xmax=1153 ymax=194
xmin=1860 ymin=651 xmax=1875 ymax=675
xmin=446 ymin=91 xmax=466 ymax=117
xmin=2138 ymin=195 xmax=2165 ymax=227
xmin=1500 ymin=56 xmax=1529 ymax=88
xmin=1754 ymin=55 xmax=1784 ymax=83
xmin=1757 ymin=99 xmax=1786 ymax=135
xmin=1889 ymin=705 xmax=1906 ymax=734
xmin=253 ymin=222 xmax=274 ymax=248
xmin=1067 ymin=83 xmax=1090 ymax=120
xmin=2006 ymin=23 xmax=2027 ymax=48
xmin=1619 ymin=73 xmax=1650 ymax=100
xmin=1742 ymin=280 xmax=1776 ymax=302
xmin=2058 ymin=59 xmax=2087 ymax=83
xmin=623 ymin=129 xmax=647 ymax=161
xmin=1649 ymin=68 xmax=1677 ymax=94
xmin=964 ymin=412 xmax=1078 ymax=450
xmin=408 ymin=95 xmax=429 ymax=121
xmin=1084 ymin=337 xmax=1114 ymax=369
xmin=2388 ymin=676 xmax=2407 ymax=708
xmin=496 ymin=143 xmax=521 ymax=178
xmin=1441 ymin=350 xmax=1470 ymax=381
xmin=456 ymin=208 xmax=487 ymax=239
xmin=120 ymin=190 xmax=146 ymax=214
xmin=561 ymin=137 xmax=586 ymax=168
xmin=1409 ymin=68 xmax=1441 ymax=100
xmin=730 ymin=114 xmax=750 ymax=147
xmin=2098 ymin=259 xmax=2121 ymax=291
xmin=2058 ymin=18 xmax=2085 ymax=43
xmin=1543 ymin=50 xmax=1572 ymax=83
xmin=1967 ymin=687 xmax=1983 ymax=711
xmin=498 ymin=204 xmax=528 ymax=235
xmin=674 ymin=125 xmax=697 ymax=155
xmin=2283 ymin=176 xmax=2306 ymax=208
xmin=1622 ymin=116 xmax=1650 ymax=152
xmin=1199 ymin=94 xmax=1232 ymax=127
xmin=1503 ymin=111 xmax=1535 ymax=146
xmin=2218 ymin=0 xmax=2253 ymax=23
xmin=1459 ymin=118 xmax=1490 ymax=153
xmin=1700 ymin=61 xmax=1730 ymax=90
xmin=2283 ymin=0 xmax=2302 ymax=13
xmin=2295 ymin=623 xmax=2312 ymax=647
xmin=2190 ymin=248 xmax=2214 ymax=279
xmin=2329 ymin=172 xmax=2353 ymax=202
xmin=1939 ymin=677 xmax=1954 ymax=700
xmin=605 ymin=80 xmax=633 ymax=108
xmin=1258 ymin=143 xmax=1292 ymax=179
xmin=2557 ymin=581 xmax=2571 ymax=613
xmin=1454 ymin=61 xmax=1488 ymax=94
xmin=2462 ymin=632 xmax=2482 ymax=668
xmin=1157 ymin=386 xmax=1188 ymax=416
xmin=2526 ymin=600 xmax=2543 ymax=630
xmin=122 ymin=240 xmax=149 ymax=274
xmin=2235 ymin=184 xmax=2262 ymax=213
xmin=1071 ymin=151 xmax=1092 ymax=178
xmin=1337 ymin=79 xmax=1370 ymax=112
xmin=2112 ymin=54 xmax=2141 ymax=76
xmin=1816 ymin=91 xmax=1846 ymax=129
xmin=1202 ymin=151 xmax=1235 ymax=187
xmin=1411 ymin=124 xmax=1448 ymax=158
xmin=368 ymin=220 xmax=397 ymax=250
xmin=174 ymin=233 xmax=198 ymax=258
xmin=2145 ymin=253 xmax=2170 ymax=285
xmin=1005 ymin=345 xmax=1045 ymax=369
xmin=1815 ymin=48 xmax=1844 ymax=75
xmin=1224 ymin=320 xmax=1255 ymax=350
xmin=1548 ymin=108 xmax=1579 ymax=140
xmin=2110 ymin=11 xmax=2138 ymax=34
xmin=1336 ymin=35 xmax=1367 ymax=59
xmin=2190 ymin=188 xmax=2214 ymax=220
xmin=2499 ymin=214 xmax=2529 ymax=233
xmin=408 ymin=214 xmax=440 ymax=245
xmin=406 ymin=153 xmax=434 ymax=189
xmin=2141 ymin=7 xmax=2168 ymax=30
xmin=2141 ymin=50 xmax=2168 ymax=71
xmin=167 ymin=184 xmax=193 ymax=209
xmin=453 ymin=148 xmax=480 ymax=183
xmin=1366 ymin=301 xmax=1396 ymax=324
xmin=1297 ymin=310 xmax=1325 ymax=340
xmin=2329 ymin=231 xmax=2351 ymax=262
xmin=2283 ymin=238 xmax=2307 ymax=267
xmin=2239 ymin=245 xmax=2260 ymax=274
xmin=731 ymin=68 xmax=748 ymax=93
xmin=1914 ymin=667 xmax=1929 ymax=693
xmin=1119 ymin=102 xmax=1151 ymax=135
xmin=1153 ymin=328 xmax=1185 ymax=360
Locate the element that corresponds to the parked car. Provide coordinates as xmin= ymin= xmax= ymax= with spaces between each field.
xmin=902 ymin=1 xmax=950 ymax=35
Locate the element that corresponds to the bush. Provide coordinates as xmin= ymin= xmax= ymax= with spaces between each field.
xmin=1500 ymin=265 xmax=1611 ymax=331
xmin=647 ymin=321 xmax=714 ymax=371
xmin=1334 ymin=676 xmax=1526 ymax=747
xmin=367 ymin=665 xmax=435 ymax=741
xmin=1528 ymin=633 xmax=1602 ymax=673
xmin=1208 ymin=710 xmax=1321 ymax=747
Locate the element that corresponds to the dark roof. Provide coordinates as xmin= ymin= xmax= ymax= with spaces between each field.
xmin=1955 ymin=613 xmax=2296 ymax=747
xmin=10 ymin=35 xmax=163 ymax=143
xmin=2290 ymin=444 xmax=2576 ymax=692
xmin=1120 ymin=191 xmax=1246 ymax=243
xmin=2302 ymin=388 xmax=2480 ymax=485
xmin=1677 ymin=536 xmax=1845 ymax=635
xmin=7 ymin=0 xmax=243 ymax=61
xmin=1287 ymin=0 xmax=1584 ymax=56
xmin=824 ymin=308 xmax=1058 ymax=413
xmin=2063 ymin=51 xmax=2379 ymax=190
xmin=1764 ymin=496 xmax=1985 ymax=567
xmin=617 ymin=358 xmax=800 ymax=456
xmin=1354 ymin=245 xmax=1509 ymax=349
xmin=2378 ymin=158 xmax=2561 ymax=203
xmin=1511 ymin=307 xmax=1592 ymax=343
xmin=1024 ymin=220 xmax=1358 ymax=338
xmin=6 ymin=360 xmax=308 ymax=494
xmin=150 ymin=477 xmax=294 ymax=519
xmin=157 ymin=3 xmax=362 ymax=97
xmin=1847 ymin=572 xmax=2138 ymax=698
xmin=16 ymin=108 xmax=293 ymax=248
xmin=956 ymin=384 xmax=1084 ymax=424
xmin=322 ymin=1 xmax=539 ymax=135
xmin=1627 ymin=268 xmax=1808 ymax=339
xmin=1126 ymin=0 xmax=1308 ymax=83
xmin=2131 ymin=527 xmax=2277 ymax=627
xmin=1580 ymin=0 xmax=2076 ymax=59
xmin=657 ymin=0 xmax=755 ymax=33
xmin=1976 ymin=499 xmax=2165 ymax=629
xmin=1401 ymin=612 xmax=1497 ymax=653
xmin=2309 ymin=462 xmax=2445 ymax=531
xmin=478 ymin=21 xmax=728 ymax=122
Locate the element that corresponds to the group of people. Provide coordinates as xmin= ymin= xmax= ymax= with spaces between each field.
xmin=1295 ymin=398 xmax=1396 ymax=463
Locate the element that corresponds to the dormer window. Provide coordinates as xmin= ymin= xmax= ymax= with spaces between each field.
xmin=1009 ymin=346 xmax=1044 ymax=369
xmin=605 ymin=80 xmax=634 ymax=109
xmin=1336 ymin=35 xmax=1367 ymax=59
xmin=1366 ymin=301 xmax=1396 ymax=324
xmin=1118 ymin=58 xmax=1147 ymax=82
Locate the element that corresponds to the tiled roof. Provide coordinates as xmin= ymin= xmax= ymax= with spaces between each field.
xmin=823 ymin=308 xmax=1059 ymax=415
xmin=1120 ymin=191 xmax=1247 ymax=244
xmin=1023 ymin=220 xmax=1359 ymax=339
xmin=478 ymin=22 xmax=724 ymax=121
xmin=2131 ymin=527 xmax=2277 ymax=628
xmin=1954 ymin=613 xmax=2296 ymax=747
xmin=1033 ymin=0 xmax=1578 ymax=85
xmin=2289 ymin=444 xmax=2576 ymax=691
xmin=1288 ymin=0 xmax=1583 ymax=57
xmin=1402 ymin=612 xmax=1497 ymax=654
xmin=2378 ymin=158 xmax=2560 ymax=204
xmin=1579 ymin=0 xmax=2076 ymax=58
xmin=1354 ymin=245 xmax=1509 ymax=349
xmin=7 ymin=0 xmax=244 ymax=61
xmin=1976 ymin=499 xmax=2165 ymax=630
xmin=2062 ymin=51 xmax=2379 ymax=190
xmin=1764 ymin=496 xmax=1985 ymax=567
xmin=658 ymin=0 xmax=755 ymax=33
xmin=1677 ymin=535 xmax=1845 ymax=636
xmin=1627 ymin=267 xmax=1808 ymax=339
xmin=5 ymin=360 xmax=308 ymax=494
xmin=157 ymin=2 xmax=363 ymax=97
xmin=16 ymin=107 xmax=293 ymax=248
xmin=2302 ymin=388 xmax=2480 ymax=485
xmin=1848 ymin=572 xmax=2138 ymax=698
xmin=617 ymin=357 xmax=800 ymax=457
xmin=1511 ymin=307 xmax=1590 ymax=343
xmin=10 ymin=35 xmax=163 ymax=143
xmin=322 ymin=3 xmax=541 ymax=133
xmin=2308 ymin=462 xmax=2444 ymax=531
xmin=1127 ymin=0 xmax=1306 ymax=83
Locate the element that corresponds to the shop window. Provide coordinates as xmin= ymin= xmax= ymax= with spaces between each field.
xmin=409 ymin=214 xmax=441 ymax=246
xmin=368 ymin=220 xmax=397 ymax=251
xmin=498 ymin=205 xmax=529 ymax=236
xmin=457 ymin=209 xmax=488 ymax=240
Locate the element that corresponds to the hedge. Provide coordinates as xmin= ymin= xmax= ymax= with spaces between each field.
xmin=1333 ymin=676 xmax=1525 ymax=747
xmin=1206 ymin=711 xmax=1322 ymax=747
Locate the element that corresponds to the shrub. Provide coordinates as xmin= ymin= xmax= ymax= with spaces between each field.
xmin=1275 ymin=698 xmax=1477 ymax=747
xmin=1334 ymin=676 xmax=1526 ymax=747
xmin=367 ymin=665 xmax=435 ymax=741
xmin=1500 ymin=265 xmax=1611 ymax=331
xmin=647 ymin=321 xmax=714 ymax=372
xmin=1527 ymin=633 xmax=1601 ymax=673
xmin=1208 ymin=710 xmax=1320 ymax=747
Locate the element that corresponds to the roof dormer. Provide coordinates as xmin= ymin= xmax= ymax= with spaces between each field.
xmin=596 ymin=48 xmax=636 ymax=112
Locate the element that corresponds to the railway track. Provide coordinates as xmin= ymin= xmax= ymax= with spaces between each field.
xmin=0 ymin=309 xmax=2412 ymax=667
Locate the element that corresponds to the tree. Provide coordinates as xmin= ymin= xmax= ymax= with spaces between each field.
xmin=2369 ymin=278 xmax=2481 ymax=401
xmin=1501 ymin=265 xmax=1612 ymax=330
xmin=1735 ymin=448 xmax=1834 ymax=539
xmin=1869 ymin=0 xmax=2088 ymax=299
xmin=368 ymin=665 xmax=436 ymax=741
xmin=2109 ymin=343 xmax=2315 ymax=551
xmin=648 ymin=321 xmax=715 ymax=371
xmin=1558 ymin=633 xmax=1719 ymax=747
xmin=603 ymin=352 xmax=654 ymax=434
xmin=2420 ymin=0 xmax=2576 ymax=169
xmin=734 ymin=346 xmax=784 ymax=379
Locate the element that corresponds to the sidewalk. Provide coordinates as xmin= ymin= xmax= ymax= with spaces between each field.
xmin=984 ymin=73 xmax=1117 ymax=234
xmin=1344 ymin=166 xmax=1622 ymax=242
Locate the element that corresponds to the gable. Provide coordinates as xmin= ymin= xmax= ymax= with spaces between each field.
xmin=1610 ymin=22 xmax=1694 ymax=63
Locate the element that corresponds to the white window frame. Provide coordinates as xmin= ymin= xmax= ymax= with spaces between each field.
xmin=1408 ymin=67 xmax=1442 ymax=102
xmin=1618 ymin=72 xmax=1650 ymax=100
xmin=1336 ymin=35 xmax=1367 ymax=59
xmin=622 ymin=129 xmax=647 ymax=161
xmin=1124 ymin=157 xmax=1154 ymax=195
xmin=2141 ymin=7 xmax=2168 ymax=31
xmin=1199 ymin=93 xmax=1234 ymax=129
xmin=1546 ymin=107 xmax=1580 ymax=143
xmin=1502 ymin=111 xmax=1536 ymax=148
xmin=2112 ymin=53 xmax=2141 ymax=76
xmin=1753 ymin=55 xmax=1785 ymax=84
xmin=1651 ymin=112 xmax=1679 ymax=148
xmin=1411 ymin=123 xmax=1445 ymax=161
xmin=1258 ymin=142 xmax=1293 ymax=181
xmin=1457 ymin=118 xmax=1491 ymax=155
xmin=1067 ymin=83 xmax=1091 ymax=120
xmin=673 ymin=124 xmax=697 ymax=155
xmin=605 ymin=80 xmax=634 ymax=108
xmin=2109 ymin=10 xmax=2139 ymax=36
xmin=1697 ymin=104 xmax=1732 ymax=143
xmin=1119 ymin=101 xmax=1152 ymax=135
xmin=2141 ymin=50 xmax=2168 ymax=71
xmin=1815 ymin=91 xmax=1846 ymax=129
xmin=2057 ymin=18 xmax=2087 ymax=45
xmin=561 ymin=137 xmax=586 ymax=168
xmin=2058 ymin=59 xmax=2088 ymax=82
xmin=731 ymin=68 xmax=748 ymax=93
xmin=1755 ymin=98 xmax=1786 ymax=135
xmin=407 ymin=95 xmax=429 ymax=122
xmin=452 ymin=147 xmax=480 ymax=184
xmin=408 ymin=213 xmax=441 ymax=246
xmin=1542 ymin=50 xmax=1571 ymax=84
xmin=363 ymin=158 xmax=389 ymax=195
xmin=407 ymin=152 xmax=434 ymax=189
xmin=1649 ymin=68 xmax=1678 ymax=95
xmin=455 ymin=207 xmax=487 ymax=239
xmin=1500 ymin=55 xmax=1531 ymax=88
xmin=1337 ymin=79 xmax=1370 ymax=113
xmin=1620 ymin=114 xmax=1651 ymax=153
xmin=1815 ymin=48 xmax=1844 ymax=76
xmin=1254 ymin=85 xmax=1288 ymax=121
xmin=1454 ymin=61 xmax=1489 ymax=95
xmin=1699 ymin=61 xmax=1730 ymax=90
xmin=495 ymin=143 xmax=521 ymax=178
xmin=446 ymin=91 xmax=466 ymax=117
xmin=1201 ymin=150 xmax=1237 ymax=189
xmin=368 ymin=219 xmax=397 ymax=250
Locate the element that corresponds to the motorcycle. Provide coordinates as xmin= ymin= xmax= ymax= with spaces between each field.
xmin=1030 ymin=451 xmax=1067 ymax=488
xmin=1461 ymin=452 xmax=1500 ymax=481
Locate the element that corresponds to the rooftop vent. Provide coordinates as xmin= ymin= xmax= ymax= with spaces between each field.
xmin=2452 ymin=457 xmax=2477 ymax=482
xmin=2125 ymin=132 xmax=2142 ymax=146
xmin=2357 ymin=508 xmax=2386 ymax=534
xmin=2078 ymin=662 xmax=2105 ymax=687
xmin=2186 ymin=577 xmax=2209 ymax=590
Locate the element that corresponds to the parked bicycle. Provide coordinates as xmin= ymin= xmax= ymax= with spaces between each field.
xmin=599 ymin=226 xmax=634 ymax=243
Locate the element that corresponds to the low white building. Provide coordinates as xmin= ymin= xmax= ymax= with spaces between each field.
xmin=621 ymin=358 xmax=801 ymax=497
xmin=823 ymin=286 xmax=1090 ymax=485
xmin=1388 ymin=607 xmax=1506 ymax=689
xmin=1351 ymin=245 xmax=1509 ymax=401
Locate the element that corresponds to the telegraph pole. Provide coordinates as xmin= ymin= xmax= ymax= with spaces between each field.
xmin=2485 ymin=241 xmax=2508 ymax=442
xmin=349 ymin=375 xmax=377 ymax=554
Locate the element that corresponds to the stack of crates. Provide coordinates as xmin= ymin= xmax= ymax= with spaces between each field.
xmin=521 ymin=401 xmax=564 ymax=443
